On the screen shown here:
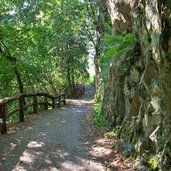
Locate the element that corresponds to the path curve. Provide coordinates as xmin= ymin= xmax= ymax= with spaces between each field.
xmin=0 ymin=85 xmax=106 ymax=171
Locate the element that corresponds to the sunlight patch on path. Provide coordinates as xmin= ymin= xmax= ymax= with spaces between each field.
xmin=60 ymin=158 xmax=105 ymax=171
xmin=0 ymin=85 xmax=109 ymax=171
xmin=27 ymin=141 xmax=45 ymax=148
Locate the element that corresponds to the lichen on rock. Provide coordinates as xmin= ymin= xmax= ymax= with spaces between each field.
xmin=102 ymin=0 xmax=171 ymax=170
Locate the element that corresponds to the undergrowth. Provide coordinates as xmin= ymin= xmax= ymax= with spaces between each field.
xmin=103 ymin=33 xmax=136 ymax=59
xmin=84 ymin=76 xmax=95 ymax=85
xmin=7 ymin=108 xmax=34 ymax=125
xmin=92 ymin=103 xmax=105 ymax=128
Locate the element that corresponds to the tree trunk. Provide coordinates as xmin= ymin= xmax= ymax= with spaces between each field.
xmin=67 ymin=58 xmax=72 ymax=97
xmin=86 ymin=0 xmax=105 ymax=102
xmin=13 ymin=66 xmax=24 ymax=94
xmin=94 ymin=45 xmax=102 ymax=102
xmin=0 ymin=43 xmax=25 ymax=95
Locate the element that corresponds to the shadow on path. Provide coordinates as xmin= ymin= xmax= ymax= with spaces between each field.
xmin=0 ymin=85 xmax=120 ymax=171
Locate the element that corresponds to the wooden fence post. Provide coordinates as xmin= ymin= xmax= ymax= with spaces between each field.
xmin=63 ymin=94 xmax=66 ymax=105
xmin=1 ymin=104 xmax=7 ymax=134
xmin=52 ymin=98 xmax=55 ymax=109
xmin=58 ymin=96 xmax=61 ymax=108
xmin=33 ymin=95 xmax=38 ymax=114
xmin=44 ymin=95 xmax=48 ymax=110
xmin=19 ymin=95 xmax=24 ymax=122
xmin=82 ymin=85 xmax=85 ymax=93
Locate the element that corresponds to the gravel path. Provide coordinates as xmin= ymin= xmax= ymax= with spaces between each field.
xmin=0 ymin=85 xmax=107 ymax=171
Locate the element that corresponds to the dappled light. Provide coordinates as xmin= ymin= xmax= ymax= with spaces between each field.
xmin=0 ymin=85 xmax=138 ymax=170
xmin=90 ymin=145 xmax=112 ymax=158
xmin=88 ymin=136 xmax=137 ymax=171
xmin=0 ymin=0 xmax=170 ymax=170
xmin=27 ymin=141 xmax=45 ymax=148
xmin=19 ymin=149 xmax=36 ymax=164
xmin=0 ymin=85 xmax=111 ymax=171
xmin=10 ymin=143 xmax=17 ymax=150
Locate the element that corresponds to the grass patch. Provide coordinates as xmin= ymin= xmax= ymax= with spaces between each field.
xmin=148 ymin=156 xmax=159 ymax=170
xmin=84 ymin=76 xmax=95 ymax=85
xmin=104 ymin=129 xmax=119 ymax=139
xmin=92 ymin=103 xmax=105 ymax=128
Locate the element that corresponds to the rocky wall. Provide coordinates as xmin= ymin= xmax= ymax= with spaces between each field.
xmin=102 ymin=0 xmax=171 ymax=169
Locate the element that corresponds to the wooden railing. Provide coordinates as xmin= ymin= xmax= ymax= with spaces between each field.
xmin=0 ymin=93 xmax=66 ymax=134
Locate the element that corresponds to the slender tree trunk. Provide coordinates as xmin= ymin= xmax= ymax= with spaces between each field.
xmin=70 ymin=55 xmax=75 ymax=93
xmin=13 ymin=65 xmax=24 ymax=94
xmin=85 ymin=0 xmax=105 ymax=102
xmin=94 ymin=44 xmax=102 ymax=102
xmin=44 ymin=74 xmax=58 ymax=95
xmin=71 ymin=69 xmax=75 ymax=91
xmin=67 ymin=58 xmax=72 ymax=97
xmin=28 ymin=74 xmax=35 ymax=93
xmin=0 ymin=42 xmax=25 ymax=94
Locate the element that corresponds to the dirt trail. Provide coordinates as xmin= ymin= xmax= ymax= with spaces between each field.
xmin=0 ymin=85 xmax=109 ymax=171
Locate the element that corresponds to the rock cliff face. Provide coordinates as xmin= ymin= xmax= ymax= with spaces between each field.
xmin=102 ymin=0 xmax=171 ymax=169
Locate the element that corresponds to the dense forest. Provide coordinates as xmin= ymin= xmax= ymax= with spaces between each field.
xmin=0 ymin=0 xmax=91 ymax=99
xmin=1 ymin=0 xmax=171 ymax=170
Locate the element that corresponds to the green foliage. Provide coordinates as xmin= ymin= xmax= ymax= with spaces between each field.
xmin=100 ymin=53 xmax=113 ymax=87
xmin=104 ymin=130 xmax=118 ymax=138
xmin=0 ymin=0 xmax=90 ymax=99
xmin=84 ymin=76 xmax=95 ymax=85
xmin=100 ymin=33 xmax=136 ymax=88
xmin=148 ymin=156 xmax=159 ymax=170
xmin=92 ymin=103 xmax=104 ymax=128
xmin=7 ymin=113 xmax=19 ymax=125
xmin=7 ymin=108 xmax=33 ymax=126
xmin=103 ymin=33 xmax=136 ymax=59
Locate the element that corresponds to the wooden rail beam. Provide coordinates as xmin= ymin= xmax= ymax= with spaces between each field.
xmin=33 ymin=95 xmax=38 ymax=114
xmin=0 ymin=104 xmax=7 ymax=134
xmin=0 ymin=92 xmax=66 ymax=134
xmin=44 ymin=95 xmax=48 ymax=110
xmin=19 ymin=95 xmax=24 ymax=122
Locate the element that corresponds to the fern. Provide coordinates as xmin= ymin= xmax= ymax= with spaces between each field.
xmin=103 ymin=33 xmax=136 ymax=58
